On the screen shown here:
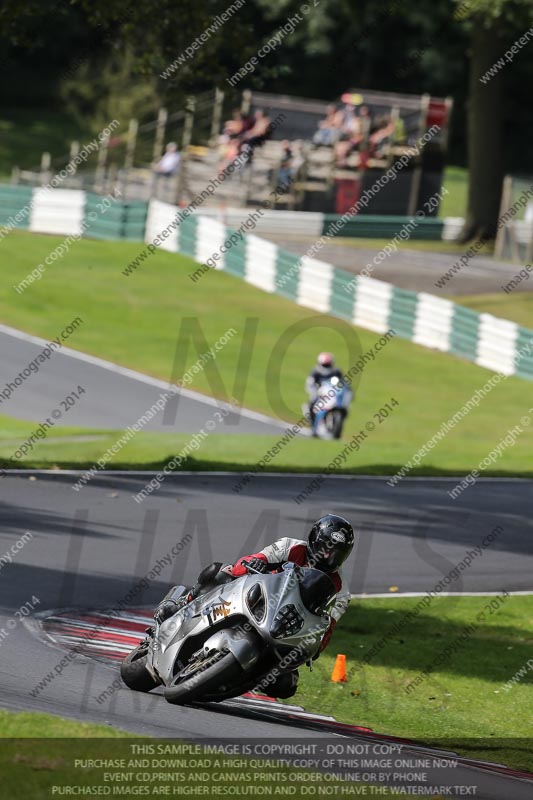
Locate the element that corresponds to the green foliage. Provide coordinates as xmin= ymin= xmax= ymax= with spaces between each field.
xmin=2 ymin=0 xmax=533 ymax=202
xmin=61 ymin=46 xmax=160 ymax=134
xmin=453 ymin=0 xmax=533 ymax=24
xmin=0 ymin=108 xmax=85 ymax=174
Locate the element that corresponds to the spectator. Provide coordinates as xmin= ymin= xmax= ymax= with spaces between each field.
xmin=313 ymin=104 xmax=342 ymax=146
xmin=221 ymin=109 xmax=245 ymax=142
xmin=153 ymin=142 xmax=180 ymax=177
xmin=240 ymin=109 xmax=272 ymax=164
xmin=341 ymin=103 xmax=359 ymax=136
xmin=219 ymin=110 xmax=244 ymax=172
xmin=334 ymin=105 xmax=372 ymax=166
xmin=358 ymin=105 xmax=372 ymax=143
xmin=242 ymin=109 xmax=272 ymax=146
xmin=277 ymin=140 xmax=294 ymax=190
xmin=369 ymin=114 xmax=395 ymax=157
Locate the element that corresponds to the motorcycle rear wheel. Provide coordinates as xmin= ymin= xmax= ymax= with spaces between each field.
xmin=164 ymin=649 xmax=242 ymax=705
xmin=120 ymin=643 xmax=160 ymax=693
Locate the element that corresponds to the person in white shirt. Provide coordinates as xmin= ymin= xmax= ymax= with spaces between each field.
xmin=153 ymin=142 xmax=181 ymax=176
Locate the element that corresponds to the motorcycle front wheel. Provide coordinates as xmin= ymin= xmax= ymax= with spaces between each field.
xmin=120 ymin=643 xmax=160 ymax=692
xmin=327 ymin=409 xmax=344 ymax=439
xmin=164 ymin=649 xmax=243 ymax=705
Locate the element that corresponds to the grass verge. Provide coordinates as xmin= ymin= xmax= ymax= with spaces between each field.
xmin=456 ymin=292 xmax=533 ymax=330
xmin=296 ymin=595 xmax=533 ymax=772
xmin=0 ymin=596 xmax=530 ymax=774
xmin=440 ymin=166 xmax=468 ymax=219
xmin=1 ymin=421 xmax=533 ymax=478
xmin=0 ymin=709 xmax=134 ymax=738
xmin=328 ymin=236 xmax=492 ymax=255
xmin=0 ymin=710 xmax=408 ymax=798
xmin=0 ymin=232 xmax=532 ymax=476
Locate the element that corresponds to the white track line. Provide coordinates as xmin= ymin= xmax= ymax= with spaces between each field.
xmin=0 ymin=322 xmax=288 ymax=431
xmin=1 ymin=468 xmax=532 ymax=481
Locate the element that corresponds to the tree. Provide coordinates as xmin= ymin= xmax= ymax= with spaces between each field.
xmin=455 ymin=0 xmax=533 ymax=241
xmin=2 ymin=0 xmax=533 ymax=240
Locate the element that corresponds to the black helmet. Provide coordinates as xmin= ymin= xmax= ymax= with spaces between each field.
xmin=307 ymin=514 xmax=355 ymax=571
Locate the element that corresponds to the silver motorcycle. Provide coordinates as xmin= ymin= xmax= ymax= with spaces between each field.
xmin=120 ymin=560 xmax=336 ymax=705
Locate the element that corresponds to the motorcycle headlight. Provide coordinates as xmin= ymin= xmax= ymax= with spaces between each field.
xmin=246 ymin=583 xmax=266 ymax=622
xmin=270 ymin=604 xmax=304 ymax=639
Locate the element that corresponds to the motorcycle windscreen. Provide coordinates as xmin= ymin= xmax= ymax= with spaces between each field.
xmin=297 ymin=567 xmax=336 ymax=615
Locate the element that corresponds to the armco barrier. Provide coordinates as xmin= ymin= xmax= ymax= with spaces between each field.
xmin=197 ymin=206 xmax=459 ymax=241
xmin=0 ymin=184 xmax=148 ymax=242
xmin=322 ymin=213 xmax=444 ymax=240
xmin=145 ymin=204 xmax=532 ymax=382
xmin=1 ymin=184 xmax=460 ymax=241
xmin=84 ymin=194 xmax=148 ymax=241
xmin=2 ymin=185 xmax=531 ymax=380
xmin=0 ymin=184 xmax=33 ymax=234
xmin=30 ymin=188 xmax=86 ymax=236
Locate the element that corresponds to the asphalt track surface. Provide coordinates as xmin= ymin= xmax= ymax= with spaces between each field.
xmin=0 ymin=472 xmax=531 ymax=797
xmin=0 ymin=325 xmax=285 ymax=434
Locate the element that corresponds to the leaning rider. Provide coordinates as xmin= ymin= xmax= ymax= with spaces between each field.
xmin=154 ymin=514 xmax=354 ymax=698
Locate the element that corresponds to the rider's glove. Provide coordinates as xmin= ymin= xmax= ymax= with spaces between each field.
xmin=247 ymin=557 xmax=268 ymax=573
xmin=154 ymin=600 xmax=178 ymax=624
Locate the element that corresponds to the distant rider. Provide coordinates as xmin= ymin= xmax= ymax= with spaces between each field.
xmin=154 ymin=514 xmax=355 ymax=699
xmin=306 ymin=352 xmax=345 ymax=427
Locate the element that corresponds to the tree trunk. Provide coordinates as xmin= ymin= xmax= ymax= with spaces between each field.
xmin=460 ymin=22 xmax=504 ymax=243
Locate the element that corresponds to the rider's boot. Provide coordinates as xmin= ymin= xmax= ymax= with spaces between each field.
xmin=254 ymin=669 xmax=299 ymax=699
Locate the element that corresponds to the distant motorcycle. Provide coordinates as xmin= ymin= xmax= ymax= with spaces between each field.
xmin=120 ymin=560 xmax=335 ymax=705
xmin=304 ymin=376 xmax=353 ymax=439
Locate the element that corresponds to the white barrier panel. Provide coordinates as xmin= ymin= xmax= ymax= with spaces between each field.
xmin=29 ymin=188 xmax=85 ymax=236
xmin=252 ymin=210 xmax=324 ymax=238
xmin=297 ymin=256 xmax=333 ymax=313
xmin=413 ymin=293 xmax=454 ymax=352
xmin=246 ymin=235 xmax=277 ymax=293
xmin=511 ymin=220 xmax=533 ymax=245
xmin=195 ymin=216 xmax=227 ymax=269
xmin=353 ymin=276 xmax=393 ymax=334
xmin=476 ymin=314 xmax=518 ymax=375
xmin=145 ymin=199 xmax=178 ymax=252
xmin=442 ymin=217 xmax=465 ymax=241
xmin=199 ymin=207 xmax=325 ymax=238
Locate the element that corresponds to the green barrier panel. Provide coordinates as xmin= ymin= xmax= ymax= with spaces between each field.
xmin=321 ymin=214 xmax=444 ymax=241
xmin=387 ymin=286 xmax=418 ymax=338
xmin=83 ymin=195 xmax=148 ymax=241
xmin=329 ymin=266 xmax=356 ymax=322
xmin=516 ymin=360 xmax=533 ymax=379
xmin=85 ymin=219 xmax=123 ymax=240
xmin=275 ymin=249 xmax=300 ymax=302
xmin=449 ymin=305 xmax=480 ymax=361
xmin=515 ymin=327 xmax=533 ymax=379
xmin=0 ymin=184 xmax=33 ymax=230
xmin=121 ymin=221 xmax=148 ymax=240
xmin=222 ymin=224 xmax=246 ymax=278
xmin=177 ymin=215 xmax=198 ymax=257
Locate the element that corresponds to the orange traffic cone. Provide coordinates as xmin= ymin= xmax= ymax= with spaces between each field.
xmin=331 ymin=654 xmax=347 ymax=683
